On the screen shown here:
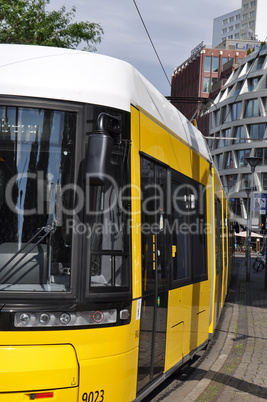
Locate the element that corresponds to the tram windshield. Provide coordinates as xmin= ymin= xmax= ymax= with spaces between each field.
xmin=0 ymin=105 xmax=76 ymax=292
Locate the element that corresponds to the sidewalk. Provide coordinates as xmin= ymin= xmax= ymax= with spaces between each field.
xmin=146 ymin=255 xmax=267 ymax=401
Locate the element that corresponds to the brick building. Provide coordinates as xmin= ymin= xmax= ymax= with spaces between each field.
xmin=170 ymin=42 xmax=249 ymax=136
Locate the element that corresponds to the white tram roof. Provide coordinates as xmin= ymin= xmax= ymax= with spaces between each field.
xmin=0 ymin=44 xmax=211 ymax=161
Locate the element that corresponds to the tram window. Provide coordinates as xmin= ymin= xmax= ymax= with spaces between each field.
xmin=171 ymin=173 xmax=207 ymax=287
xmin=140 ymin=156 xmax=170 ymax=295
xmin=87 ymin=125 xmax=131 ymax=293
xmin=172 ymin=181 xmax=190 ymax=281
xmin=215 ymin=196 xmax=223 ymax=273
xmin=224 ymin=211 xmax=227 ymax=268
xmin=0 ymin=105 xmax=76 ymax=292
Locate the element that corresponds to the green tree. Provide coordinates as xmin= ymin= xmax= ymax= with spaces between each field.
xmin=0 ymin=0 xmax=104 ymax=51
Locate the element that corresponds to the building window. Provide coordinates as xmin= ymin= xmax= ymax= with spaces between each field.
xmin=234 ymin=126 xmax=245 ymax=144
xmin=218 ymin=154 xmax=223 ymax=170
xmin=250 ymin=10 xmax=255 ymax=17
xmin=222 ymin=28 xmax=227 ymax=34
xmin=247 ymin=77 xmax=261 ymax=91
xmin=249 ymin=21 xmax=254 ymax=28
xmin=223 ymin=19 xmax=228 ymax=25
xmin=263 ymin=173 xmax=267 ymax=191
xmin=235 ymin=33 xmax=240 ymax=39
xmin=236 ymin=14 xmax=240 ymax=20
xmin=237 ymin=149 xmax=250 ymax=167
xmin=226 ymin=175 xmax=237 ymax=192
xmin=214 ymin=110 xmax=220 ymax=127
xmin=235 ymin=23 xmax=240 ymax=29
xmin=263 ymin=97 xmax=267 ymax=111
xmin=204 ymin=56 xmax=211 ymax=72
xmin=224 ymin=151 xmax=233 ymax=169
xmin=229 ymin=26 xmax=234 ymax=32
xmin=242 ymin=23 xmax=248 ymax=29
xmin=203 ymin=77 xmax=210 ymax=92
xmin=242 ymin=33 xmax=247 ymax=39
xmin=249 ymin=124 xmax=265 ymax=140
xmin=256 ymin=149 xmax=267 ymax=167
xmin=222 ymin=57 xmax=228 ymax=67
xmin=256 ymin=56 xmax=266 ymax=71
xmin=223 ymin=129 xmax=231 ymax=146
xmin=245 ymin=99 xmax=259 ymax=117
xmin=242 ymin=174 xmax=249 ymax=189
xmin=220 ymin=106 xmax=228 ymax=124
xmin=231 ymin=102 xmax=242 ymax=120
xmin=243 ymin=13 xmax=248 ymax=20
xmin=243 ymin=3 xmax=249 ymax=10
xmin=250 ymin=1 xmax=256 ymax=7
xmin=229 ymin=16 xmax=234 ymax=23
xmin=228 ymin=35 xmax=233 ymax=39
xmin=233 ymin=81 xmax=243 ymax=95
xmin=256 ymin=148 xmax=264 ymax=165
xmin=212 ymin=57 xmax=219 ymax=72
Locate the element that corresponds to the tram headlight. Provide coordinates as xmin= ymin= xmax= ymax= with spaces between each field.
xmin=39 ymin=313 xmax=50 ymax=325
xmin=17 ymin=313 xmax=31 ymax=326
xmin=91 ymin=311 xmax=104 ymax=323
xmin=59 ymin=312 xmax=71 ymax=325
xmin=14 ymin=309 xmax=117 ymax=328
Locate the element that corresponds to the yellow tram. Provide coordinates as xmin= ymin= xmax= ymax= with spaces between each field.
xmin=0 ymin=45 xmax=232 ymax=401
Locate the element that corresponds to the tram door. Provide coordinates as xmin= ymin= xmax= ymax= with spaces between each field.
xmin=137 ymin=157 xmax=169 ymax=393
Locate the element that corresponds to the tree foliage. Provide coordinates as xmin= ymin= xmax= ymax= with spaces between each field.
xmin=0 ymin=0 xmax=104 ymax=51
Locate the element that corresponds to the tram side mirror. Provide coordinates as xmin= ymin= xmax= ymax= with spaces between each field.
xmin=85 ymin=133 xmax=114 ymax=186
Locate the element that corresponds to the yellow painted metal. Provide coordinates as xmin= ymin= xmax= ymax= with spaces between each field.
xmin=209 ymin=165 xmax=217 ymax=336
xmin=0 ymin=344 xmax=78 ymax=392
xmin=0 ymin=304 xmax=140 ymax=400
xmin=131 ymin=105 xmax=142 ymax=300
xmin=138 ymin=109 xmax=212 ymax=374
xmin=139 ymin=112 xmax=209 ymax=185
xmin=0 ymin=105 xmax=231 ymax=401
xmin=209 ymin=170 xmax=226 ymax=334
xmin=165 ymin=281 xmax=210 ymax=371
xmin=78 ymin=348 xmax=138 ymax=401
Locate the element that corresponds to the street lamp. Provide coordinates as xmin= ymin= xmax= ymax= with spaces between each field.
xmin=245 ymin=156 xmax=261 ymax=281
xmin=244 ymin=187 xmax=251 ymax=269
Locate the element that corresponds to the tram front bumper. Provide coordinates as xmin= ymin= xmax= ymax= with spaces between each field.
xmin=0 ymin=344 xmax=78 ymax=396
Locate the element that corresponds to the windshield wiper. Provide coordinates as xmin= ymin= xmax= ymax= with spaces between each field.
xmin=0 ymin=224 xmax=54 ymax=282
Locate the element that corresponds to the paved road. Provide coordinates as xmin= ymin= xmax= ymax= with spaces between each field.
xmin=143 ymin=255 xmax=267 ymax=401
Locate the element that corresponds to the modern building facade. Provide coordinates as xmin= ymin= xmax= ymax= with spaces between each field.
xmin=170 ymin=42 xmax=248 ymax=136
xmin=213 ymin=0 xmax=267 ymax=48
xmin=208 ymin=44 xmax=267 ymax=227
xmin=213 ymin=9 xmax=241 ymax=47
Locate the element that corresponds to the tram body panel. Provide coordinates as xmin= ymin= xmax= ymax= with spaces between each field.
xmin=210 ymin=172 xmax=225 ymax=334
xmin=139 ymin=112 xmax=210 ymax=186
xmin=78 ymin=349 xmax=138 ymax=402
xmin=0 ymin=344 xmax=78 ymax=392
xmin=137 ymin=109 xmax=212 ymax=379
xmin=165 ymin=281 xmax=210 ymax=371
xmin=0 ymin=318 xmax=140 ymax=401
xmin=139 ymin=112 xmax=175 ymax=167
xmin=0 ymin=45 xmax=232 ymax=401
xmin=130 ymin=105 xmax=142 ymax=300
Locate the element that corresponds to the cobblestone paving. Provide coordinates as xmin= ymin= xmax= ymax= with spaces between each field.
xmin=144 ymin=257 xmax=267 ymax=401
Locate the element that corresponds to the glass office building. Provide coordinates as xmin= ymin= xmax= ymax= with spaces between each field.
xmin=208 ymin=44 xmax=267 ymax=227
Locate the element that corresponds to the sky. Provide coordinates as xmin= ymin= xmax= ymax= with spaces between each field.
xmin=47 ymin=0 xmax=242 ymax=96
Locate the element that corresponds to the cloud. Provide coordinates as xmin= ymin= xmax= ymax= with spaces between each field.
xmin=47 ymin=0 xmax=243 ymax=95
